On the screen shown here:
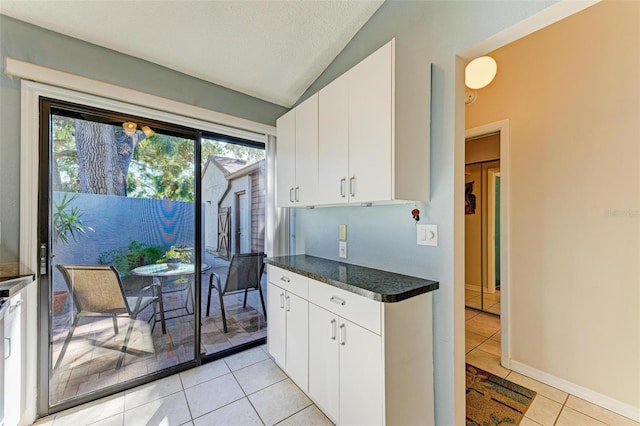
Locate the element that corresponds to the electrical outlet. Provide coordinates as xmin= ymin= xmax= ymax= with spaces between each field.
xmin=339 ymin=241 xmax=348 ymax=258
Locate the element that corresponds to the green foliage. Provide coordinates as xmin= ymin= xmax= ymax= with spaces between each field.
xmin=51 ymin=113 xmax=265 ymax=202
xmin=159 ymin=246 xmax=192 ymax=263
xmin=53 ymin=193 xmax=93 ymax=244
xmin=52 ymin=116 xmax=80 ymax=192
xmin=127 ymin=133 xmax=196 ymax=201
xmin=97 ymin=241 xmax=164 ymax=277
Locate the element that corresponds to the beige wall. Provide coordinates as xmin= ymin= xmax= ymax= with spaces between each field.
xmin=467 ymin=0 xmax=640 ymax=408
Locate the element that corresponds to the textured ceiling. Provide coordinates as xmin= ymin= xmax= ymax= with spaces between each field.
xmin=0 ymin=0 xmax=383 ymax=107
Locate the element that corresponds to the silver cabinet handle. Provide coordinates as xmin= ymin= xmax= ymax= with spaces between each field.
xmin=349 ymin=177 xmax=355 ymax=197
xmin=286 ymin=295 xmax=291 ymax=312
xmin=279 ymin=293 xmax=285 ymax=309
xmin=5 ymin=337 xmax=11 ymax=359
xmin=289 ymin=187 xmax=294 ymax=203
xmin=330 ymin=319 xmax=337 ymax=340
xmin=280 ymin=276 xmax=290 ymax=283
xmin=295 ymin=186 xmax=300 ymax=202
xmin=330 ymin=296 xmax=346 ymax=306
xmin=340 ymin=178 xmax=346 ymax=197
xmin=339 ymin=324 xmax=346 ymax=345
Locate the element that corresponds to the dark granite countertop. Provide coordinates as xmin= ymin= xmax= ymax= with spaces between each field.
xmin=0 ymin=274 xmax=35 ymax=299
xmin=265 ymin=255 xmax=438 ymax=303
xmin=0 ymin=262 xmax=35 ymax=298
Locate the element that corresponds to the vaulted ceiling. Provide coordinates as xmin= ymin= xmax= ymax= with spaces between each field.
xmin=0 ymin=0 xmax=384 ymax=107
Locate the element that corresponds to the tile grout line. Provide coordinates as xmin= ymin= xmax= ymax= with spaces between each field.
xmin=229 ymin=366 xmax=266 ymax=426
xmin=552 ymin=393 xmax=570 ymax=426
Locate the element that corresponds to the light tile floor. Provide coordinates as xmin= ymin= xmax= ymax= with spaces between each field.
xmin=33 ymin=309 xmax=639 ymax=426
xmin=465 ymin=308 xmax=639 ymax=426
xmin=34 ymin=345 xmax=333 ymax=426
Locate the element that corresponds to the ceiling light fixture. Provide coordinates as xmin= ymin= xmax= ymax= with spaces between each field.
xmin=122 ymin=121 xmax=137 ymax=137
xmin=141 ymin=125 xmax=155 ymax=137
xmin=465 ymin=56 xmax=497 ymax=89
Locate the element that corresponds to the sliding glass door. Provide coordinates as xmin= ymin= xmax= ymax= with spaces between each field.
xmin=199 ymin=136 xmax=267 ymax=356
xmin=38 ymin=98 xmax=268 ymax=414
xmin=40 ymin=99 xmax=200 ymax=409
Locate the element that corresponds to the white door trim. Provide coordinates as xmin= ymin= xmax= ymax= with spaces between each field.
xmin=486 ymin=168 xmax=500 ymax=295
xmin=466 ymin=120 xmax=510 ymax=368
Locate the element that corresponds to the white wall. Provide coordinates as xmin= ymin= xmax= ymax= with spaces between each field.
xmin=467 ymin=0 xmax=639 ymax=414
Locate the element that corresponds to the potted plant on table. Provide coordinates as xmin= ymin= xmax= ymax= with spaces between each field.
xmin=160 ymin=246 xmax=191 ymax=269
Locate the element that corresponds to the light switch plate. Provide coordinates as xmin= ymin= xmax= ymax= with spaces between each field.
xmin=417 ymin=224 xmax=438 ymax=246
xmin=339 ymin=224 xmax=347 ymax=241
xmin=339 ymin=241 xmax=348 ymax=258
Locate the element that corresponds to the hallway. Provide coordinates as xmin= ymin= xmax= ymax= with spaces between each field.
xmin=465 ymin=309 xmax=638 ymax=426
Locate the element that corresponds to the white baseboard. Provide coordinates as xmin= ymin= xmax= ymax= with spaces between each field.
xmin=510 ymin=360 xmax=640 ymax=422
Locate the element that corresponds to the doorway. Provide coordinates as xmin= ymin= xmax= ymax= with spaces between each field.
xmin=464 ymin=133 xmax=501 ymax=316
xmin=464 ymin=121 xmax=510 ymax=369
xmin=38 ymin=98 xmax=269 ymax=414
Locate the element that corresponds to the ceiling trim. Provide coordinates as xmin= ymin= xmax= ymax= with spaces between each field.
xmin=4 ymin=57 xmax=276 ymax=136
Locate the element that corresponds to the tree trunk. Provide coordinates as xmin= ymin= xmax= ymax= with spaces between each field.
xmin=75 ymin=121 xmax=137 ymax=195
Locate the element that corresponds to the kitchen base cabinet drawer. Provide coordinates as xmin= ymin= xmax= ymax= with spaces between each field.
xmin=309 ymin=278 xmax=381 ymax=334
xmin=268 ymin=265 xmax=308 ymax=299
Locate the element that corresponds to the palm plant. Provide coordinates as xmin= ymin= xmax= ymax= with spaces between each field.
xmin=53 ymin=193 xmax=93 ymax=244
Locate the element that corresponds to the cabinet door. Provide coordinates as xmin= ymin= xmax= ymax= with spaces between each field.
xmin=4 ymin=294 xmax=23 ymax=426
xmin=267 ymin=282 xmax=286 ymax=367
xmin=294 ymin=93 xmax=319 ymax=206
xmin=339 ymin=318 xmax=383 ymax=426
xmin=308 ymin=304 xmax=340 ymax=423
xmin=348 ymin=40 xmax=393 ymax=204
xmin=276 ymin=108 xmax=296 ymax=208
xmin=285 ymin=292 xmax=309 ymax=392
xmin=318 ymin=74 xmax=349 ymax=205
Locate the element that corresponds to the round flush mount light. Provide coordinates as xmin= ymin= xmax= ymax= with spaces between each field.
xmin=465 ymin=56 xmax=497 ymax=89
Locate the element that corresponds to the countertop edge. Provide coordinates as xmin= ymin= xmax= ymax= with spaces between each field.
xmin=0 ymin=274 xmax=36 ymax=299
xmin=265 ymin=256 xmax=439 ymax=303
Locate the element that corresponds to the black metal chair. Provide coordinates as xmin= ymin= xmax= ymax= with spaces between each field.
xmin=206 ymin=253 xmax=266 ymax=333
xmin=55 ymin=264 xmax=159 ymax=369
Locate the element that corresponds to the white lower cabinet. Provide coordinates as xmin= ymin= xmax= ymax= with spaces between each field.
xmin=309 ymin=304 xmax=382 ymax=425
xmin=268 ymin=267 xmax=435 ymax=425
xmin=267 ymin=267 xmax=309 ymax=392
xmin=308 ymin=304 xmax=340 ymax=421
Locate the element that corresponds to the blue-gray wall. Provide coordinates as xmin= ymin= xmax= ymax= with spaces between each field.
xmin=292 ymin=1 xmax=554 ymax=424
xmin=0 ymin=14 xmax=287 ymax=262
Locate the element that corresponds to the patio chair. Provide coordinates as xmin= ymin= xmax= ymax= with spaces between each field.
xmin=54 ymin=264 xmax=160 ymax=370
xmin=206 ymin=253 xmax=266 ymax=333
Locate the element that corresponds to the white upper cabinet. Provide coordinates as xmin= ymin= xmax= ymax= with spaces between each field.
xmin=279 ymin=37 xmax=430 ymax=207
xmin=276 ymin=108 xmax=296 ymax=208
xmin=276 ymin=93 xmax=318 ymax=208
xmin=347 ymin=39 xmax=393 ymax=204
xmin=318 ymin=73 xmax=349 ymax=205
